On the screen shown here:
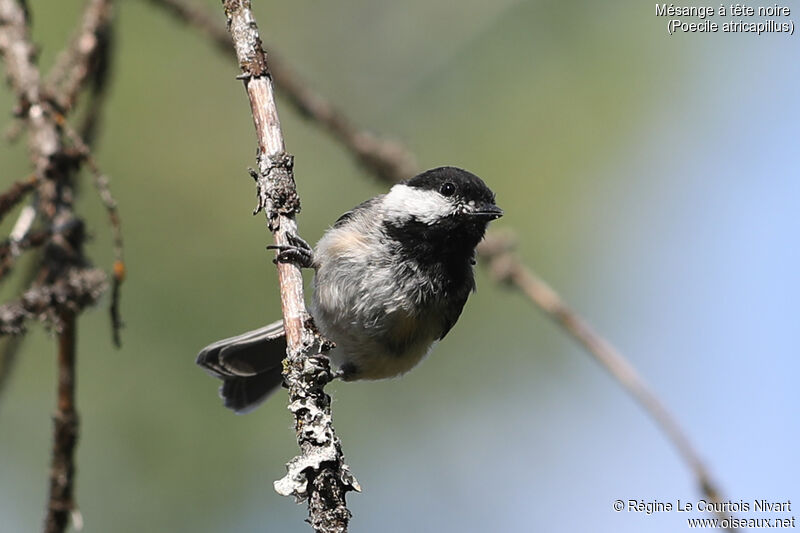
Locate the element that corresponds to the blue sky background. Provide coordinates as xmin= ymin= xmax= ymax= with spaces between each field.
xmin=0 ymin=1 xmax=797 ymax=532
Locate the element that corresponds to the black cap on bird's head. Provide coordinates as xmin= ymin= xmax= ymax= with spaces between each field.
xmin=403 ymin=166 xmax=503 ymax=221
xmin=383 ymin=166 xmax=502 ymax=253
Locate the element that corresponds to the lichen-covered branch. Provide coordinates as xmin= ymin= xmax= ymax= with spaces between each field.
xmin=0 ymin=267 xmax=106 ymax=336
xmin=219 ymin=1 xmax=357 ymax=531
xmin=0 ymin=0 xmax=121 ymax=531
xmin=0 ymin=0 xmax=61 ymax=200
xmin=149 ymin=0 xmax=733 ymax=527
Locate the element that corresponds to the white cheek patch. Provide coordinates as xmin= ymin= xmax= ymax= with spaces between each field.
xmin=382 ymin=184 xmax=455 ymax=225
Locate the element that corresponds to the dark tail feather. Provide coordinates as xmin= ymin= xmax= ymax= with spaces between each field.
xmin=220 ymin=368 xmax=284 ymax=414
xmin=196 ymin=320 xmax=287 ymax=413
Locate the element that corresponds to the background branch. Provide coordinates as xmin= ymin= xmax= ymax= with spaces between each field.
xmin=147 ymin=0 xmax=417 ymax=183
xmin=219 ymin=1 xmax=357 ymax=531
xmin=43 ymin=311 xmax=79 ymax=533
xmin=476 ymin=233 xmax=730 ymax=512
xmin=0 ymin=267 xmax=107 ymax=335
xmin=45 ymin=0 xmax=114 ymax=113
xmin=0 ymin=256 xmax=39 ymax=407
xmin=148 ymin=1 xmax=734 ymax=527
xmin=60 ymin=117 xmax=124 ymax=345
xmin=0 ymin=228 xmax=49 ymax=279
xmin=0 ymin=1 xmax=119 ymax=532
xmin=0 ymin=174 xmax=36 ymax=222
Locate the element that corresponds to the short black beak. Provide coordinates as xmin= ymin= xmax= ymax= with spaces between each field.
xmin=469 ymin=203 xmax=503 ymax=220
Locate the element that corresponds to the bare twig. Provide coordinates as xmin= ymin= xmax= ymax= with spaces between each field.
xmin=60 ymin=116 xmax=125 ymax=345
xmin=42 ymin=311 xmax=79 ymax=533
xmin=77 ymin=21 xmax=114 ymax=147
xmin=0 ymin=228 xmax=49 ymax=280
xmin=45 ymin=0 xmax=113 ymax=113
xmin=60 ymin=118 xmax=123 ymax=266
xmin=146 ymin=0 xmax=417 ymax=184
xmin=220 ymin=1 xmax=357 ymax=531
xmin=1 ymin=1 xmax=119 ymax=531
xmin=149 ymin=0 xmax=733 ymax=527
xmin=0 ymin=174 xmax=37 ymax=222
xmin=0 ymin=258 xmax=40 ymax=405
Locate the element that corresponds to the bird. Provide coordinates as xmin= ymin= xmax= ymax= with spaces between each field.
xmin=196 ymin=166 xmax=502 ymax=413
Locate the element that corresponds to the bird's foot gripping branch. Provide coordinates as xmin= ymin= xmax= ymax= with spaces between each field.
xmin=218 ymin=1 xmax=358 ymax=531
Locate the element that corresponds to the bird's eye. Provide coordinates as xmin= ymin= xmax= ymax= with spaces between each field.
xmin=440 ymin=182 xmax=456 ymax=197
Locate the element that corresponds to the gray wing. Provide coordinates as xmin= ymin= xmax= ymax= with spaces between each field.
xmin=332 ymin=195 xmax=384 ymax=228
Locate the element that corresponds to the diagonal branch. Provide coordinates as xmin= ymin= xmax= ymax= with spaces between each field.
xmin=59 ymin=116 xmax=125 ymax=345
xmin=45 ymin=0 xmax=114 ymax=113
xmin=147 ymin=1 xmax=736 ymax=526
xmin=0 ymin=174 xmax=37 ymax=223
xmin=0 ymin=228 xmax=49 ymax=280
xmin=476 ymin=234 xmax=728 ymax=507
xmin=146 ymin=0 xmax=417 ymax=184
xmin=0 ymin=0 xmax=61 ymax=197
xmin=219 ymin=1 xmax=357 ymax=531
xmin=0 ymin=267 xmax=107 ymax=336
xmin=1 ymin=2 xmax=119 ymax=532
xmin=0 ymin=257 xmax=40 ymax=407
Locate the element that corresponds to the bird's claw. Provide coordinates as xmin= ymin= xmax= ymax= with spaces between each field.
xmin=267 ymin=233 xmax=314 ymax=268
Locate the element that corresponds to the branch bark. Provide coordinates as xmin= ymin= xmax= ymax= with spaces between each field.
xmin=43 ymin=311 xmax=79 ymax=533
xmin=0 ymin=228 xmax=49 ymax=280
xmin=0 ymin=257 xmax=40 ymax=408
xmin=0 ymin=0 xmax=60 ymax=202
xmin=219 ymin=1 xmax=357 ymax=531
xmin=0 ymin=174 xmax=36 ymax=223
xmin=147 ymin=0 xmax=417 ymax=184
xmin=45 ymin=0 xmax=113 ymax=113
xmin=149 ymin=0 xmax=733 ymax=528
xmin=1 ymin=1 xmax=120 ymax=532
xmin=0 ymin=267 xmax=107 ymax=336
xmin=60 ymin=118 xmax=125 ymax=345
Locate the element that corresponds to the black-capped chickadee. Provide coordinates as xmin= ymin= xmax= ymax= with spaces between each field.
xmin=197 ymin=166 xmax=502 ymax=413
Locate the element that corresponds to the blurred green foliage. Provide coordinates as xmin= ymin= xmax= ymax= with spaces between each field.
xmin=0 ymin=1 xmax=664 ymax=531
xmin=6 ymin=1 xmax=795 ymax=533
